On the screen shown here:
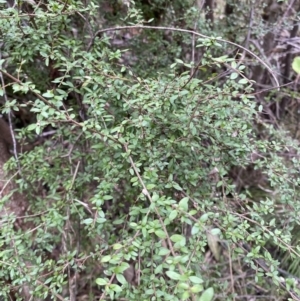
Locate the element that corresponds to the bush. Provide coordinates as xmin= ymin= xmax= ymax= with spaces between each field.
xmin=0 ymin=0 xmax=300 ymax=300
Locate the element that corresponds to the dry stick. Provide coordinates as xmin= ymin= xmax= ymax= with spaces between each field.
xmin=0 ymin=68 xmax=58 ymax=111
xmin=250 ymin=82 xmax=292 ymax=96
xmin=87 ymin=25 xmax=279 ymax=89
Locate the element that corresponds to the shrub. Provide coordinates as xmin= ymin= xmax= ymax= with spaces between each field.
xmin=0 ymin=0 xmax=299 ymax=300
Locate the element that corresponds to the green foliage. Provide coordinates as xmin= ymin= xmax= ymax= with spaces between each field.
xmin=0 ymin=0 xmax=299 ymax=300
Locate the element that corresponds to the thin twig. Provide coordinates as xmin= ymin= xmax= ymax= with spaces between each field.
xmin=123 ymin=143 xmax=196 ymax=301
xmin=87 ymin=25 xmax=279 ymax=89
xmin=0 ymin=68 xmax=59 ymax=111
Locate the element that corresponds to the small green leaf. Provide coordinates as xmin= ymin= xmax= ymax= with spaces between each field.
xmin=178 ymin=282 xmax=189 ymax=289
xmin=199 ymin=287 xmax=214 ymax=301
xmin=82 ymin=218 xmax=93 ymax=225
xmin=113 ymin=243 xmax=123 ymax=250
xmin=96 ymin=278 xmax=107 ymax=286
xmin=170 ymin=234 xmax=184 ymax=242
xmin=146 ymin=184 xmax=156 ymax=190
xmin=182 ymin=291 xmax=190 ymax=300
xmin=200 ymin=213 xmax=208 ymax=222
xmin=111 ymin=283 xmax=122 ymax=292
xmin=116 ymin=274 xmax=126 ymax=285
xmin=155 ymin=229 xmax=167 ymax=238
xmin=189 ymin=276 xmax=204 ymax=284
xmin=178 ymin=197 xmax=189 ymax=211
xmin=173 ymin=183 xmax=182 ymax=191
xmin=166 ymin=270 xmax=181 ymax=280
xmin=169 ymin=210 xmax=178 ymax=221
xmin=152 ymin=193 xmax=159 ymax=201
xmin=238 ymin=78 xmax=248 ymax=84
xmin=27 ymin=124 xmax=37 ymax=131
xmin=35 ymin=125 xmax=41 ymax=135
xmin=213 ymin=55 xmax=228 ymax=63
xmin=117 ymin=262 xmax=130 ymax=273
xmin=191 ymin=285 xmax=203 ymax=293
xmin=230 ymin=72 xmax=238 ymax=80
xmin=155 ymin=264 xmax=163 ymax=274
xmin=269 ymin=218 xmax=276 ymax=226
xmin=158 ymin=247 xmax=170 ymax=256
xmin=101 ymin=255 xmax=111 ymax=263
xmin=175 ymin=58 xmax=184 ymax=64
xmin=42 ymin=90 xmax=54 ymax=98
xmin=191 ymin=224 xmax=200 ymax=235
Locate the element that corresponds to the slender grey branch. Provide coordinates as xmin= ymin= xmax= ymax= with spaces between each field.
xmin=87 ymin=25 xmax=279 ymax=89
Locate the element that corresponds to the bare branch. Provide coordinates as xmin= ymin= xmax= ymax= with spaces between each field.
xmin=87 ymin=25 xmax=280 ymax=89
